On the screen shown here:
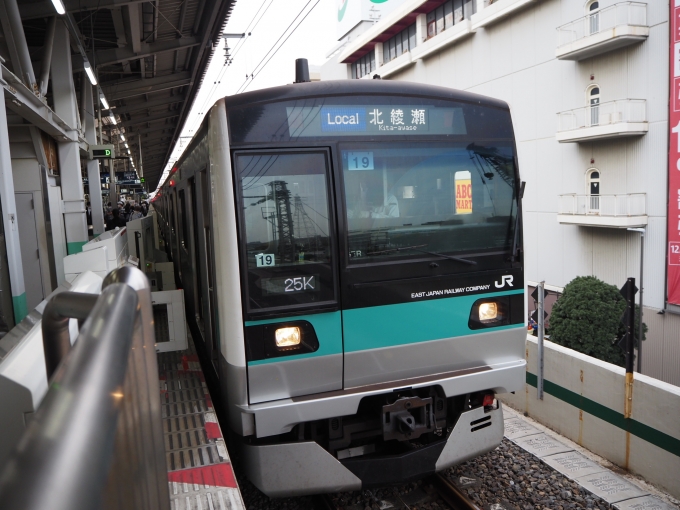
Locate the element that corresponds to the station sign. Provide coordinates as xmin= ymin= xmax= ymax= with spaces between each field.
xmin=89 ymin=145 xmax=115 ymax=159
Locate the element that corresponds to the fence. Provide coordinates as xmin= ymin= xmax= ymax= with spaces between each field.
xmin=558 ymin=193 xmax=646 ymax=217
xmin=0 ymin=266 xmax=168 ymax=510
xmin=557 ymin=2 xmax=647 ymax=46
xmin=557 ymin=99 xmax=646 ymax=132
xmin=500 ymin=336 xmax=680 ymax=500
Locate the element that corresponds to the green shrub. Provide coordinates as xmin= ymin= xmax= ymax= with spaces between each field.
xmin=549 ymin=276 xmax=646 ymax=367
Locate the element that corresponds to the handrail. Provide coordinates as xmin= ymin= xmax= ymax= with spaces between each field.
xmin=558 ymin=193 xmax=646 ymax=217
xmin=556 ymin=99 xmax=646 ymax=132
xmin=556 ymin=2 xmax=647 ymax=46
xmin=41 ymin=291 xmax=98 ymax=379
xmin=0 ymin=266 xmax=169 ymax=510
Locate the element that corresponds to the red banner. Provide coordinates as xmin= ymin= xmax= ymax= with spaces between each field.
xmin=669 ymin=1 xmax=680 ymax=305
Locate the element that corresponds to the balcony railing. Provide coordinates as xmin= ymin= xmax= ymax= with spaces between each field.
xmin=558 ymin=99 xmax=645 ymax=131
xmin=558 ymin=194 xmax=647 ymax=227
xmin=557 ymin=2 xmax=647 ymax=47
xmin=556 ymin=99 xmax=647 ymax=142
xmin=559 ymin=193 xmax=646 ymax=216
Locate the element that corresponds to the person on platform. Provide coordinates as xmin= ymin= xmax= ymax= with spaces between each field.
xmin=105 ymin=208 xmax=126 ymax=231
xmin=129 ymin=205 xmax=144 ymax=221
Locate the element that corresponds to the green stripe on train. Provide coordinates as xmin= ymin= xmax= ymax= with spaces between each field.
xmin=246 ymin=311 xmax=343 ymax=366
xmin=526 ymin=372 xmax=680 ymax=458
xmin=343 ymin=290 xmax=524 ymax=353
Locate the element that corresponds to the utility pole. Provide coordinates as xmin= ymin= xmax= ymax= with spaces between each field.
xmin=537 ymin=281 xmax=545 ymax=400
xmin=620 ymin=277 xmax=638 ymax=419
xmin=628 ymin=227 xmax=645 ymax=373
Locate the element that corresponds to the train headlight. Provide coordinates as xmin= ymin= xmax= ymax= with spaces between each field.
xmin=478 ymin=302 xmax=498 ymax=321
xmin=275 ymin=327 xmax=301 ymax=348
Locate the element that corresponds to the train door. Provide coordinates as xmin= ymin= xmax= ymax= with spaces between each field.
xmin=200 ymin=170 xmax=219 ymax=368
xmin=178 ymin=187 xmax=197 ymax=319
xmin=189 ymin=179 xmax=204 ymax=330
xmin=234 ymin=149 xmax=342 ymax=404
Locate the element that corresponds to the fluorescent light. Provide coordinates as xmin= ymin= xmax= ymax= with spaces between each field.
xmin=124 ymin=143 xmax=129 ymax=148
xmin=83 ymin=61 xmax=97 ymax=85
xmin=109 ymin=113 xmax=116 ymax=125
xmin=51 ymin=0 xmax=65 ymax=15
xmin=119 ymin=134 xmax=125 ymax=141
xmin=99 ymin=95 xmax=109 ymax=109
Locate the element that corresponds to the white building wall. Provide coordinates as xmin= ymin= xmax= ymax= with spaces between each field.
xmin=333 ymin=0 xmax=680 ymax=384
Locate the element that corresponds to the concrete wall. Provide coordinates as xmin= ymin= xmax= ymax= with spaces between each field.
xmin=501 ymin=336 xmax=680 ymax=499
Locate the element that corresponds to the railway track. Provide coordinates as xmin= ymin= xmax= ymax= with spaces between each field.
xmin=314 ymin=473 xmax=480 ymax=510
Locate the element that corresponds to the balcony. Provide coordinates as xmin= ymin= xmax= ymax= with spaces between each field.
xmin=556 ymin=2 xmax=648 ymax=61
xmin=411 ymin=20 xmax=474 ymax=61
xmin=471 ymin=0 xmax=541 ymax=30
xmin=557 ymin=194 xmax=647 ymax=228
xmin=378 ymin=51 xmax=415 ymax=78
xmin=556 ymin=99 xmax=647 ymax=143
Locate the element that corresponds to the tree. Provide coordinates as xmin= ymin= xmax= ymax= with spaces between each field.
xmin=548 ymin=276 xmax=646 ymax=367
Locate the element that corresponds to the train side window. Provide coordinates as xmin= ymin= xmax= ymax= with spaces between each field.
xmin=235 ymin=151 xmax=337 ymax=314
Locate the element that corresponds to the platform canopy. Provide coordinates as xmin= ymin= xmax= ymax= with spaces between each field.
xmin=18 ymin=0 xmax=236 ymax=191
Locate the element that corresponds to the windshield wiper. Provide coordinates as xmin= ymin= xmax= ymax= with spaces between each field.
xmin=510 ymin=181 xmax=526 ymax=263
xmin=366 ymin=244 xmax=477 ymax=265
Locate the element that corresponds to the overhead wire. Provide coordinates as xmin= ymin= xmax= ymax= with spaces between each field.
xmin=236 ymin=0 xmax=320 ymax=94
xmin=191 ymin=0 xmax=273 ymax=120
xmin=160 ymin=0 xmax=318 ymax=187
xmin=230 ymin=0 xmax=274 ymax=59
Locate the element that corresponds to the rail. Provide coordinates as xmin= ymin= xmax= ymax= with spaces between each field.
xmin=556 ymin=2 xmax=647 ymax=46
xmin=558 ymin=193 xmax=646 ymax=217
xmin=556 ymin=99 xmax=646 ymax=132
xmin=0 ymin=266 xmax=169 ymax=510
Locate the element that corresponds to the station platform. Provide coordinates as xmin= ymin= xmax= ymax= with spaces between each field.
xmin=498 ymin=406 xmax=679 ymax=510
xmin=158 ymin=337 xmax=246 ymax=510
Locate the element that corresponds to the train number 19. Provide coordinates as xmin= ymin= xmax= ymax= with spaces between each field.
xmin=256 ymin=253 xmax=275 ymax=267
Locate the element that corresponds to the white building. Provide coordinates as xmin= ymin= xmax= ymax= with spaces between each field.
xmin=325 ymin=0 xmax=680 ymax=386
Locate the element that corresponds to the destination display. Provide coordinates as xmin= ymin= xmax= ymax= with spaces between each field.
xmin=287 ymin=105 xmax=466 ymax=137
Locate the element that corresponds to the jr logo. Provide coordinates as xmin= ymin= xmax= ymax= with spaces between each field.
xmin=494 ymin=275 xmax=514 ymax=288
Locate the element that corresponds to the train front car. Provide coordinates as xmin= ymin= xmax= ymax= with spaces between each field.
xmin=217 ymin=81 xmax=526 ymax=497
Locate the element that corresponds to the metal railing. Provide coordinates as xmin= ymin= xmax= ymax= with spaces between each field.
xmin=557 ymin=99 xmax=646 ymax=132
xmin=557 ymin=2 xmax=647 ymax=46
xmin=558 ymin=193 xmax=646 ymax=217
xmin=0 ymin=266 xmax=169 ymax=510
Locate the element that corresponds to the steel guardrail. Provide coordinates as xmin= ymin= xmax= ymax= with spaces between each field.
xmin=0 ymin=266 xmax=169 ymax=510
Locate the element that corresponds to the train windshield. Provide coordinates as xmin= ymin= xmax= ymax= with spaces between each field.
xmin=341 ymin=142 xmax=517 ymax=264
xmin=236 ymin=151 xmax=336 ymax=312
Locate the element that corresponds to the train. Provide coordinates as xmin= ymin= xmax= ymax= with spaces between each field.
xmin=153 ymin=73 xmax=526 ymax=497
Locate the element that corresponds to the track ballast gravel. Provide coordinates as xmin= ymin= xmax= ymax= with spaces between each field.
xmin=235 ymin=438 xmax=612 ymax=509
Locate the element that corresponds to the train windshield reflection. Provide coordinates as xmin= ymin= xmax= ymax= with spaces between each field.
xmin=341 ymin=142 xmax=517 ymax=264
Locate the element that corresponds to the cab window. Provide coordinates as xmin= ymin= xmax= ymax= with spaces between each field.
xmin=235 ymin=151 xmax=336 ymax=313
xmin=341 ymin=142 xmax=517 ymax=264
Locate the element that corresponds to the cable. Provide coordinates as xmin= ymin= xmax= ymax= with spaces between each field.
xmin=191 ymin=0 xmax=274 ymax=118
xmin=241 ymin=0 xmax=313 ymax=84
xmin=231 ymin=0 xmax=274 ymax=59
xmin=237 ymin=0 xmax=320 ymax=94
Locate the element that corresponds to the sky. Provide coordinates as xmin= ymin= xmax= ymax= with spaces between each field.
xmin=153 ymin=0 xmax=339 ymax=192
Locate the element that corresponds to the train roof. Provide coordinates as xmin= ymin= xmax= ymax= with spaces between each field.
xmin=222 ymin=80 xmax=509 ymax=111
xmin=156 ymin=80 xmax=509 ymax=191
